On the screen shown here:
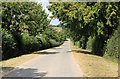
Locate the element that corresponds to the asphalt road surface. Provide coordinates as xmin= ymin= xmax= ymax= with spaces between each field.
xmin=4 ymin=39 xmax=83 ymax=77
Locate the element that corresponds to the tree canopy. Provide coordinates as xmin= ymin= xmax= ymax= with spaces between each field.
xmin=2 ymin=2 xmax=50 ymax=36
xmin=48 ymin=2 xmax=119 ymax=38
xmin=48 ymin=2 xmax=119 ymax=56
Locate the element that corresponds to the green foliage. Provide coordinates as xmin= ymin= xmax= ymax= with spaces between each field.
xmin=43 ymin=27 xmax=66 ymax=44
xmin=2 ymin=2 xmax=50 ymax=36
xmin=48 ymin=2 xmax=119 ymax=58
xmin=40 ymin=35 xmax=51 ymax=48
xmin=49 ymin=39 xmax=60 ymax=47
xmin=48 ymin=2 xmax=119 ymax=37
xmin=52 ymin=27 xmax=62 ymax=30
xmin=58 ymin=31 xmax=67 ymax=43
xmin=104 ymin=30 xmax=119 ymax=59
xmin=2 ymin=29 xmax=17 ymax=60
xmin=74 ymin=41 xmax=80 ymax=47
xmin=2 ymin=31 xmax=65 ymax=60
xmin=21 ymin=34 xmax=40 ymax=52
xmin=79 ymin=36 xmax=88 ymax=49
xmin=87 ymin=36 xmax=95 ymax=50
xmin=74 ymin=36 xmax=88 ymax=49
xmin=2 ymin=2 xmax=67 ymax=60
xmin=92 ymin=35 xmax=105 ymax=56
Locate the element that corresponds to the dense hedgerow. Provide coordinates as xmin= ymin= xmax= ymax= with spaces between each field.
xmin=21 ymin=34 xmax=41 ymax=52
xmin=2 ymin=27 xmax=66 ymax=60
xmin=42 ymin=27 xmax=66 ymax=44
xmin=104 ymin=30 xmax=119 ymax=59
xmin=92 ymin=35 xmax=105 ymax=56
xmin=49 ymin=39 xmax=60 ymax=47
xmin=2 ymin=29 xmax=18 ymax=60
xmin=2 ymin=2 xmax=67 ymax=60
xmin=80 ymin=36 xmax=88 ymax=49
xmin=37 ymin=36 xmax=49 ymax=49
xmin=74 ymin=41 xmax=79 ymax=47
xmin=87 ymin=36 xmax=95 ymax=50
xmin=74 ymin=36 xmax=88 ymax=49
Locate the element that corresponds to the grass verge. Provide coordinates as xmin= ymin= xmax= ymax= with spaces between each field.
xmin=70 ymin=41 xmax=118 ymax=77
xmin=103 ymin=55 xmax=119 ymax=64
xmin=1 ymin=41 xmax=66 ymax=73
xmin=1 ymin=54 xmax=39 ymax=72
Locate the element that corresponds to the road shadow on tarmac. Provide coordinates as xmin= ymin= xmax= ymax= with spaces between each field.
xmin=2 ymin=67 xmax=47 ymax=78
xmin=33 ymin=51 xmax=59 ymax=54
xmin=71 ymin=50 xmax=93 ymax=55
xmin=2 ymin=67 xmax=14 ymax=73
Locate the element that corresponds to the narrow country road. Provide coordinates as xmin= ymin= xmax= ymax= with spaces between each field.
xmin=4 ymin=39 xmax=83 ymax=77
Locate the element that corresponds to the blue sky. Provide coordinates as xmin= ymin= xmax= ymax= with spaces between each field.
xmin=38 ymin=0 xmax=60 ymax=25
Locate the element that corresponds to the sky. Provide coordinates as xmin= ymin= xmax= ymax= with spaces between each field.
xmin=38 ymin=0 xmax=61 ymax=25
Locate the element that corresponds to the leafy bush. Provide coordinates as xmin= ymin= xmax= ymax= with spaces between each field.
xmin=21 ymin=34 xmax=41 ymax=52
xmin=2 ymin=26 xmax=66 ymax=60
xmin=38 ymin=35 xmax=50 ymax=49
xmin=58 ymin=31 xmax=67 ymax=43
xmin=49 ymin=39 xmax=60 ymax=47
xmin=87 ymin=36 xmax=95 ymax=50
xmin=79 ymin=36 xmax=88 ymax=49
xmin=42 ymin=27 xmax=66 ymax=44
xmin=92 ymin=35 xmax=105 ymax=56
xmin=104 ymin=30 xmax=119 ymax=59
xmin=74 ymin=41 xmax=79 ymax=47
xmin=2 ymin=29 xmax=17 ymax=60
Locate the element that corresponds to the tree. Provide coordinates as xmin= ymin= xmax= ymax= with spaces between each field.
xmin=48 ymin=2 xmax=119 ymax=56
xmin=2 ymin=2 xmax=50 ymax=49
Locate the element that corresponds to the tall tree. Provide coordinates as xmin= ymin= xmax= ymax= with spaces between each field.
xmin=48 ymin=2 xmax=119 ymax=56
xmin=2 ymin=2 xmax=50 ymax=49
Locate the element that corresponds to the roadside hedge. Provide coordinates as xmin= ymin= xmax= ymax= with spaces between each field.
xmin=21 ymin=34 xmax=41 ymax=52
xmin=2 ymin=28 xmax=66 ymax=60
xmin=92 ymin=35 xmax=105 ymax=56
xmin=49 ymin=39 xmax=60 ymax=47
xmin=104 ymin=30 xmax=119 ymax=59
xmin=87 ymin=36 xmax=95 ymax=50
xmin=2 ymin=29 xmax=17 ymax=59
xmin=74 ymin=36 xmax=88 ymax=49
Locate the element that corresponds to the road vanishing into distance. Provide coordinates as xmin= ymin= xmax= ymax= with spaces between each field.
xmin=4 ymin=39 xmax=83 ymax=77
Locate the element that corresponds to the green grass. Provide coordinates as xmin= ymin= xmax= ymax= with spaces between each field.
xmin=104 ymin=55 xmax=119 ymax=64
xmin=52 ymin=27 xmax=62 ymax=30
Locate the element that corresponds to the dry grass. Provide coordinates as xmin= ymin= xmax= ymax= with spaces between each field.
xmin=70 ymin=41 xmax=118 ymax=77
xmin=1 ymin=54 xmax=39 ymax=72
xmin=1 ymin=42 xmax=66 ymax=73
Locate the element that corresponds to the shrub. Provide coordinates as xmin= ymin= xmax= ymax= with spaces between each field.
xmin=92 ymin=35 xmax=105 ymax=56
xmin=58 ymin=31 xmax=67 ymax=43
xmin=2 ymin=27 xmax=66 ymax=60
xmin=74 ymin=41 xmax=79 ymax=47
xmin=21 ymin=34 xmax=40 ymax=52
xmin=2 ymin=29 xmax=17 ymax=60
xmin=42 ymin=27 xmax=67 ymax=44
xmin=79 ymin=36 xmax=88 ymax=49
xmin=49 ymin=39 xmax=60 ymax=47
xmin=42 ymin=35 xmax=51 ymax=48
xmin=87 ymin=36 xmax=95 ymax=50
xmin=104 ymin=30 xmax=119 ymax=59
